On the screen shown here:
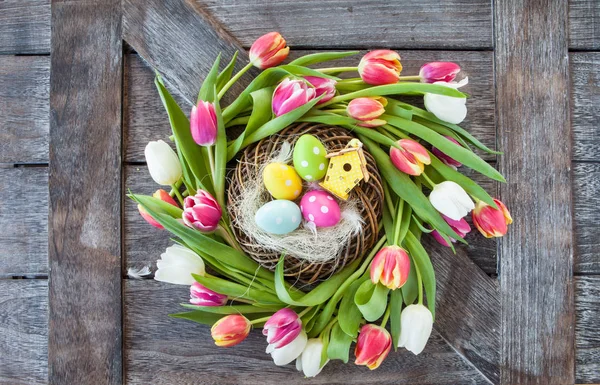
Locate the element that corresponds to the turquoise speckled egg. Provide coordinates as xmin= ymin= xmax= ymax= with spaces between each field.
xmin=293 ymin=134 xmax=329 ymax=182
xmin=255 ymin=200 xmax=302 ymax=235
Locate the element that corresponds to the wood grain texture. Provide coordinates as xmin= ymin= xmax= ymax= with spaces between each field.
xmin=0 ymin=0 xmax=50 ymax=54
xmin=569 ymin=0 xmax=600 ymax=50
xmin=124 ymin=279 xmax=490 ymax=385
xmin=571 ymin=52 xmax=600 ymax=163
xmin=49 ymin=1 xmax=122 ymax=384
xmin=0 ymin=56 xmax=50 ymax=164
xmin=494 ymin=1 xmax=575 ymax=383
xmin=122 ymin=0 xmax=258 ymax=106
xmin=196 ymin=0 xmax=492 ymax=49
xmin=0 ymin=167 xmax=48 ymax=276
xmin=574 ymin=163 xmax=600 ymax=275
xmin=0 ymin=279 xmax=48 ymax=385
xmin=575 ymin=276 xmax=600 ymax=384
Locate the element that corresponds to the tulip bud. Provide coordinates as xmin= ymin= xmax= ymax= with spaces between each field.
xmin=190 ymin=100 xmax=217 ymax=146
xmin=272 ymin=78 xmax=316 ymax=117
xmin=370 ymin=245 xmax=411 ymax=290
xmin=190 ymin=282 xmax=227 ymax=306
xmin=296 ymin=338 xmax=328 ymax=378
xmin=429 ymin=181 xmax=475 ymax=221
xmin=249 ymin=32 xmax=290 ymax=69
xmin=303 ymin=76 xmax=337 ymax=104
xmin=389 ymin=139 xmax=431 ymax=176
xmin=263 ymin=308 xmax=302 ymax=349
xmin=144 ymin=140 xmax=183 ymax=186
xmin=431 ymin=214 xmax=471 ymax=247
xmin=347 ymin=97 xmax=387 ymax=127
xmin=155 ymin=244 xmax=205 ymax=285
xmin=354 ymin=324 xmax=392 ymax=370
xmin=211 ymin=314 xmax=251 ymax=347
xmin=358 ymin=49 xmax=402 ymax=85
xmin=419 ymin=62 xmax=461 ymax=83
xmin=138 ymin=189 xmax=179 ymax=229
xmin=472 ymin=198 xmax=512 ymax=238
xmin=423 ymin=78 xmax=468 ymax=124
xmin=182 ymin=190 xmax=222 ymax=232
xmin=398 ymin=304 xmax=433 ymax=355
xmin=431 ymin=136 xmax=462 ymax=168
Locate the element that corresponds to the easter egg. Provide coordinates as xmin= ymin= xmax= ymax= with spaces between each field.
xmin=263 ymin=163 xmax=303 ymax=200
xmin=300 ymin=190 xmax=341 ymax=228
xmin=255 ymin=200 xmax=302 ymax=235
xmin=293 ymin=134 xmax=329 ymax=182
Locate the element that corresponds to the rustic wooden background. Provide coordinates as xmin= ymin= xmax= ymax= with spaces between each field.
xmin=0 ymin=0 xmax=598 ymax=384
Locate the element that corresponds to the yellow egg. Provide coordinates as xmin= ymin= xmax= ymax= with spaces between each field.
xmin=263 ymin=163 xmax=303 ymax=200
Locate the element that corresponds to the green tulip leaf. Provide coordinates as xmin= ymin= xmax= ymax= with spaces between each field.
xmin=180 ymin=304 xmax=282 ymax=314
xmin=289 ymin=51 xmax=359 ymax=67
xmin=192 ymin=274 xmax=282 ymax=305
xmin=130 ymin=194 xmax=183 ymax=218
xmin=404 ymin=231 xmax=436 ymax=319
xmin=338 ymin=277 xmax=368 ymax=338
xmin=354 ymin=281 xmax=389 ymax=322
xmin=389 ymin=289 xmax=403 ymax=350
xmin=213 ymin=86 xmax=227 ymax=206
xmin=327 ymin=323 xmax=354 ymax=363
xmin=198 ymin=55 xmax=221 ymax=103
xmin=227 ymin=87 xmax=273 ymax=158
xmin=401 ymin=256 xmax=418 ymax=306
xmin=216 ymin=51 xmax=239 ymax=93
xmin=278 ymin=64 xmax=340 ymax=80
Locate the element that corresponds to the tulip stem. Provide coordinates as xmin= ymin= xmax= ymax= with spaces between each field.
xmin=218 ymin=62 xmax=254 ymax=100
xmin=398 ymin=75 xmax=421 ymax=81
xmin=216 ymin=224 xmax=243 ymax=253
xmin=170 ymin=184 xmax=184 ymax=205
xmin=393 ymin=199 xmax=404 ymax=245
xmin=415 ymin=263 xmax=424 ymax=305
xmin=298 ymin=306 xmax=314 ymax=318
xmin=380 ymin=306 xmax=391 ymax=328
xmin=421 ymin=172 xmax=436 ymax=188
xmin=249 ymin=315 xmax=272 ymax=325
xmin=315 ymin=66 xmax=357 ymax=74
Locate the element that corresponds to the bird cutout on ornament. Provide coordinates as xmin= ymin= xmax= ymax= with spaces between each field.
xmin=319 ymin=139 xmax=370 ymax=200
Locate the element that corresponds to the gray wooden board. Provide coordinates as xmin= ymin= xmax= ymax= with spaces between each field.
xmin=495 ymin=1 xmax=575 ymax=383
xmin=0 ymin=167 xmax=48 ymax=276
xmin=575 ymin=276 xmax=600 ymax=384
xmin=0 ymin=56 xmax=49 ymax=164
xmin=48 ymin=0 xmax=122 ymax=383
xmin=571 ymin=52 xmax=600 ymax=163
xmin=0 ymin=279 xmax=48 ymax=385
xmin=195 ymin=0 xmax=493 ymax=50
xmin=574 ymin=163 xmax=600 ymax=274
xmin=0 ymin=0 xmax=51 ymax=54
xmin=569 ymin=0 xmax=600 ymax=50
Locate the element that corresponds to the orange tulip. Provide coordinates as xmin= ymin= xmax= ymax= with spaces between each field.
xmin=211 ymin=315 xmax=251 ymax=347
xmin=138 ymin=189 xmax=179 ymax=229
xmin=370 ymin=245 xmax=411 ymax=290
xmin=472 ymin=198 xmax=512 ymax=238
xmin=358 ymin=50 xmax=402 ymax=85
xmin=347 ymin=97 xmax=387 ymax=127
xmin=389 ymin=139 xmax=431 ymax=176
xmin=249 ymin=32 xmax=289 ymax=69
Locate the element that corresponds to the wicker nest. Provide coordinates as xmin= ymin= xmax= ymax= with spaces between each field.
xmin=227 ymin=123 xmax=384 ymax=284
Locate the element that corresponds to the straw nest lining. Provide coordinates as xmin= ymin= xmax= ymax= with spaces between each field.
xmin=227 ymin=123 xmax=384 ymax=285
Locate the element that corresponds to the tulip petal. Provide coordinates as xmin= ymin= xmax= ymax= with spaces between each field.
xmin=269 ymin=330 xmax=308 ymax=366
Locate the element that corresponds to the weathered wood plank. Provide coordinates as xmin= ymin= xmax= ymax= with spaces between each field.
xmin=574 ymin=163 xmax=600 ymax=274
xmin=0 ymin=0 xmax=51 ymax=54
xmin=0 ymin=56 xmax=49 ymax=164
xmin=0 ymin=279 xmax=48 ymax=385
xmin=124 ymin=279 xmax=490 ymax=385
xmin=0 ymin=167 xmax=48 ymax=276
xmin=49 ymin=1 xmax=122 ymax=384
xmin=494 ymin=1 xmax=575 ymax=383
xmin=575 ymin=276 xmax=600 ymax=384
xmin=196 ymin=0 xmax=492 ymax=49
xmin=569 ymin=0 xmax=600 ymax=50
xmin=571 ymin=52 xmax=600 ymax=163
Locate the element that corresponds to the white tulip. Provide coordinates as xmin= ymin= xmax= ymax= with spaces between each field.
xmin=429 ymin=181 xmax=475 ymax=221
xmin=154 ymin=244 xmax=205 ymax=285
xmin=266 ymin=329 xmax=307 ymax=366
xmin=144 ymin=140 xmax=182 ymax=185
xmin=423 ymin=77 xmax=469 ymax=124
xmin=398 ymin=304 xmax=433 ymax=355
xmin=296 ymin=338 xmax=328 ymax=378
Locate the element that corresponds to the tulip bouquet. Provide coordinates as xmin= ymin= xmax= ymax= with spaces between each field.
xmin=131 ymin=32 xmax=512 ymax=376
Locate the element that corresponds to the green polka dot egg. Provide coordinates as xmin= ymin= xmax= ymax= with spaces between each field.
xmin=293 ymin=134 xmax=329 ymax=182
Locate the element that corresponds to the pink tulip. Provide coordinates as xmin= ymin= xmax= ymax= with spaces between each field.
xmin=419 ymin=62 xmax=461 ymax=83
xmin=263 ymin=308 xmax=302 ymax=349
xmin=190 ymin=101 xmax=217 ymax=146
xmin=182 ymin=190 xmax=222 ymax=232
xmin=211 ymin=315 xmax=251 ymax=347
xmin=347 ymin=97 xmax=387 ymax=127
xmin=138 ymin=189 xmax=179 ymax=229
xmin=358 ymin=50 xmax=402 ymax=85
xmin=303 ymin=76 xmax=336 ymax=104
xmin=190 ymin=282 xmax=227 ymax=306
xmin=432 ymin=136 xmax=462 ymax=168
xmin=472 ymin=198 xmax=512 ymax=238
xmin=354 ymin=324 xmax=392 ymax=370
xmin=389 ymin=139 xmax=431 ymax=176
xmin=370 ymin=245 xmax=411 ymax=290
xmin=431 ymin=214 xmax=471 ymax=247
xmin=249 ymin=32 xmax=290 ymax=69
xmin=272 ymin=78 xmax=316 ymax=117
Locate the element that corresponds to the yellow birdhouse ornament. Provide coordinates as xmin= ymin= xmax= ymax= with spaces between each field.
xmin=319 ymin=139 xmax=370 ymax=200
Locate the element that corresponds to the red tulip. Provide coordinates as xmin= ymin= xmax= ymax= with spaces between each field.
xmin=347 ymin=97 xmax=387 ymax=127
xmin=272 ymin=78 xmax=316 ymax=117
xmin=358 ymin=50 xmax=402 ymax=85
xmin=303 ymin=76 xmax=336 ymax=104
xmin=182 ymin=190 xmax=222 ymax=232
xmin=211 ymin=315 xmax=251 ymax=347
xmin=389 ymin=139 xmax=431 ymax=176
xmin=419 ymin=62 xmax=461 ymax=83
xmin=431 ymin=214 xmax=471 ymax=247
xmin=432 ymin=136 xmax=462 ymax=168
xmin=190 ymin=282 xmax=227 ymax=306
xmin=354 ymin=324 xmax=392 ymax=370
xmin=249 ymin=32 xmax=289 ymax=69
xmin=370 ymin=245 xmax=411 ymax=290
xmin=472 ymin=198 xmax=512 ymax=238
xmin=138 ymin=189 xmax=179 ymax=229
xmin=190 ymin=100 xmax=217 ymax=146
